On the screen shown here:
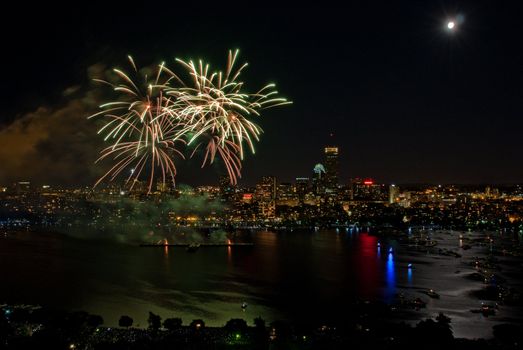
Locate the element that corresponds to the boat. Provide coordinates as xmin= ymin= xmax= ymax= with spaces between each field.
xmin=421 ymin=289 xmax=440 ymax=299
xmin=471 ymin=303 xmax=497 ymax=316
xmin=186 ymin=243 xmax=201 ymax=252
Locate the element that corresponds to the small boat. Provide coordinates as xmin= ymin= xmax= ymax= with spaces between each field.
xmin=471 ymin=303 xmax=497 ymax=316
xmin=422 ymin=289 xmax=440 ymax=299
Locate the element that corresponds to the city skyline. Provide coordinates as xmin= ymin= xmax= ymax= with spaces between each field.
xmin=2 ymin=142 xmax=522 ymax=189
xmin=1 ymin=2 xmax=522 ymax=187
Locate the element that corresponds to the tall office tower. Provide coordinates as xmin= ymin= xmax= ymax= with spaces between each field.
xmin=324 ymin=146 xmax=339 ymax=193
xmin=389 ymin=184 xmax=399 ymax=204
xmin=350 ymin=178 xmax=388 ymax=202
xmin=295 ymin=177 xmax=310 ymax=202
xmin=312 ymin=163 xmax=326 ymax=195
xmin=255 ymin=176 xmax=277 ymax=219
xmin=277 ymin=182 xmax=295 ymax=201
xmin=256 ymin=176 xmax=276 ymax=201
xmin=219 ymin=175 xmax=236 ymax=202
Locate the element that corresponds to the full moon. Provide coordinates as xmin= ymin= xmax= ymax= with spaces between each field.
xmin=447 ymin=21 xmax=455 ymax=30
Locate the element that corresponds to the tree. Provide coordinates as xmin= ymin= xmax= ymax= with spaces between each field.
xmin=435 ymin=313 xmax=453 ymax=340
xmin=415 ymin=315 xmax=453 ymax=344
xmin=64 ymin=311 xmax=90 ymax=337
xmin=436 ymin=313 xmax=451 ymax=327
xmin=225 ymin=319 xmax=248 ymax=333
xmin=163 ymin=318 xmax=182 ymax=331
xmin=119 ymin=315 xmax=133 ymax=329
xmin=253 ymin=317 xmax=268 ymax=344
xmin=87 ymin=315 xmax=104 ymax=328
xmin=254 ymin=317 xmax=266 ymax=330
xmin=147 ymin=312 xmax=162 ymax=331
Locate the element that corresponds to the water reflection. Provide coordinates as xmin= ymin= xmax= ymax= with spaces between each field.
xmin=385 ymin=252 xmax=396 ymax=302
xmin=1 ymin=230 xmax=401 ymax=328
xmin=0 ymin=228 xmax=515 ymax=339
xmin=357 ymin=233 xmax=379 ymax=297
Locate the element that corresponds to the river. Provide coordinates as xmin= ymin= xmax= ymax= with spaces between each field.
xmin=1 ymin=228 xmax=521 ymax=338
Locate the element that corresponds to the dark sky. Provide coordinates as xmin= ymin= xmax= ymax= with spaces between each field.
xmin=0 ymin=1 xmax=522 ymax=186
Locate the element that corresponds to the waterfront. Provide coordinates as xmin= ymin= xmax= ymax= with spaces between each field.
xmin=1 ymin=229 xmax=522 ymax=339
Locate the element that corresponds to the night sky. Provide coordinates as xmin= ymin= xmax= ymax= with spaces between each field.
xmin=0 ymin=1 xmax=522 ymax=186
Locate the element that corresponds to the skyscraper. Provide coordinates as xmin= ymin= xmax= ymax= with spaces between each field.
xmin=312 ymin=164 xmax=326 ymax=195
xmin=350 ymin=178 xmax=388 ymax=202
xmin=389 ymin=184 xmax=399 ymax=204
xmin=256 ymin=176 xmax=276 ymax=201
xmin=256 ymin=176 xmax=277 ymax=219
xmin=295 ymin=177 xmax=310 ymax=202
xmin=219 ymin=175 xmax=236 ymax=202
xmin=324 ymin=146 xmax=339 ymax=193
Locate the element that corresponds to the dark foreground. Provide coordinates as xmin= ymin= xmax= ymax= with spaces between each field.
xmin=1 ymin=305 xmax=522 ymax=349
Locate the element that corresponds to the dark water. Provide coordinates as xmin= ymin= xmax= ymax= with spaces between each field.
xmin=1 ymin=229 xmax=521 ymax=338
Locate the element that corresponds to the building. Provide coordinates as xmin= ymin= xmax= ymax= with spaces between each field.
xmin=13 ymin=181 xmax=31 ymax=194
xmin=350 ymin=178 xmax=388 ymax=202
xmin=389 ymin=184 xmax=400 ymax=204
xmin=156 ymin=179 xmax=174 ymax=194
xmin=219 ymin=175 xmax=236 ymax=202
xmin=295 ymin=177 xmax=310 ymax=203
xmin=312 ymin=164 xmax=326 ymax=195
xmin=324 ymin=146 xmax=339 ymax=193
xmin=277 ymin=182 xmax=298 ymax=206
xmin=256 ymin=176 xmax=276 ymax=201
xmin=255 ymin=176 xmax=277 ymax=219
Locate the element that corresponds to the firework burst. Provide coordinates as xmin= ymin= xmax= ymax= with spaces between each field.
xmin=90 ymin=50 xmax=291 ymax=192
xmin=89 ymin=56 xmax=185 ymax=193
xmin=170 ymin=49 xmax=291 ymax=184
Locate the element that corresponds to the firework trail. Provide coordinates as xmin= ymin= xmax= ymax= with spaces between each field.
xmin=90 ymin=50 xmax=291 ymax=192
xmin=170 ymin=49 xmax=291 ymax=184
xmin=88 ymin=56 xmax=185 ymax=193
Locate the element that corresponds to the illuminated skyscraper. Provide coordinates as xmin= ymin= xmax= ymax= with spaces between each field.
xmin=350 ymin=178 xmax=388 ymax=202
xmin=312 ymin=164 xmax=326 ymax=195
xmin=324 ymin=146 xmax=339 ymax=193
xmin=256 ymin=176 xmax=276 ymax=218
xmin=257 ymin=176 xmax=276 ymax=201
xmin=389 ymin=184 xmax=399 ymax=204
xmin=295 ymin=177 xmax=310 ymax=202
xmin=277 ymin=182 xmax=295 ymax=201
xmin=219 ymin=175 xmax=236 ymax=202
